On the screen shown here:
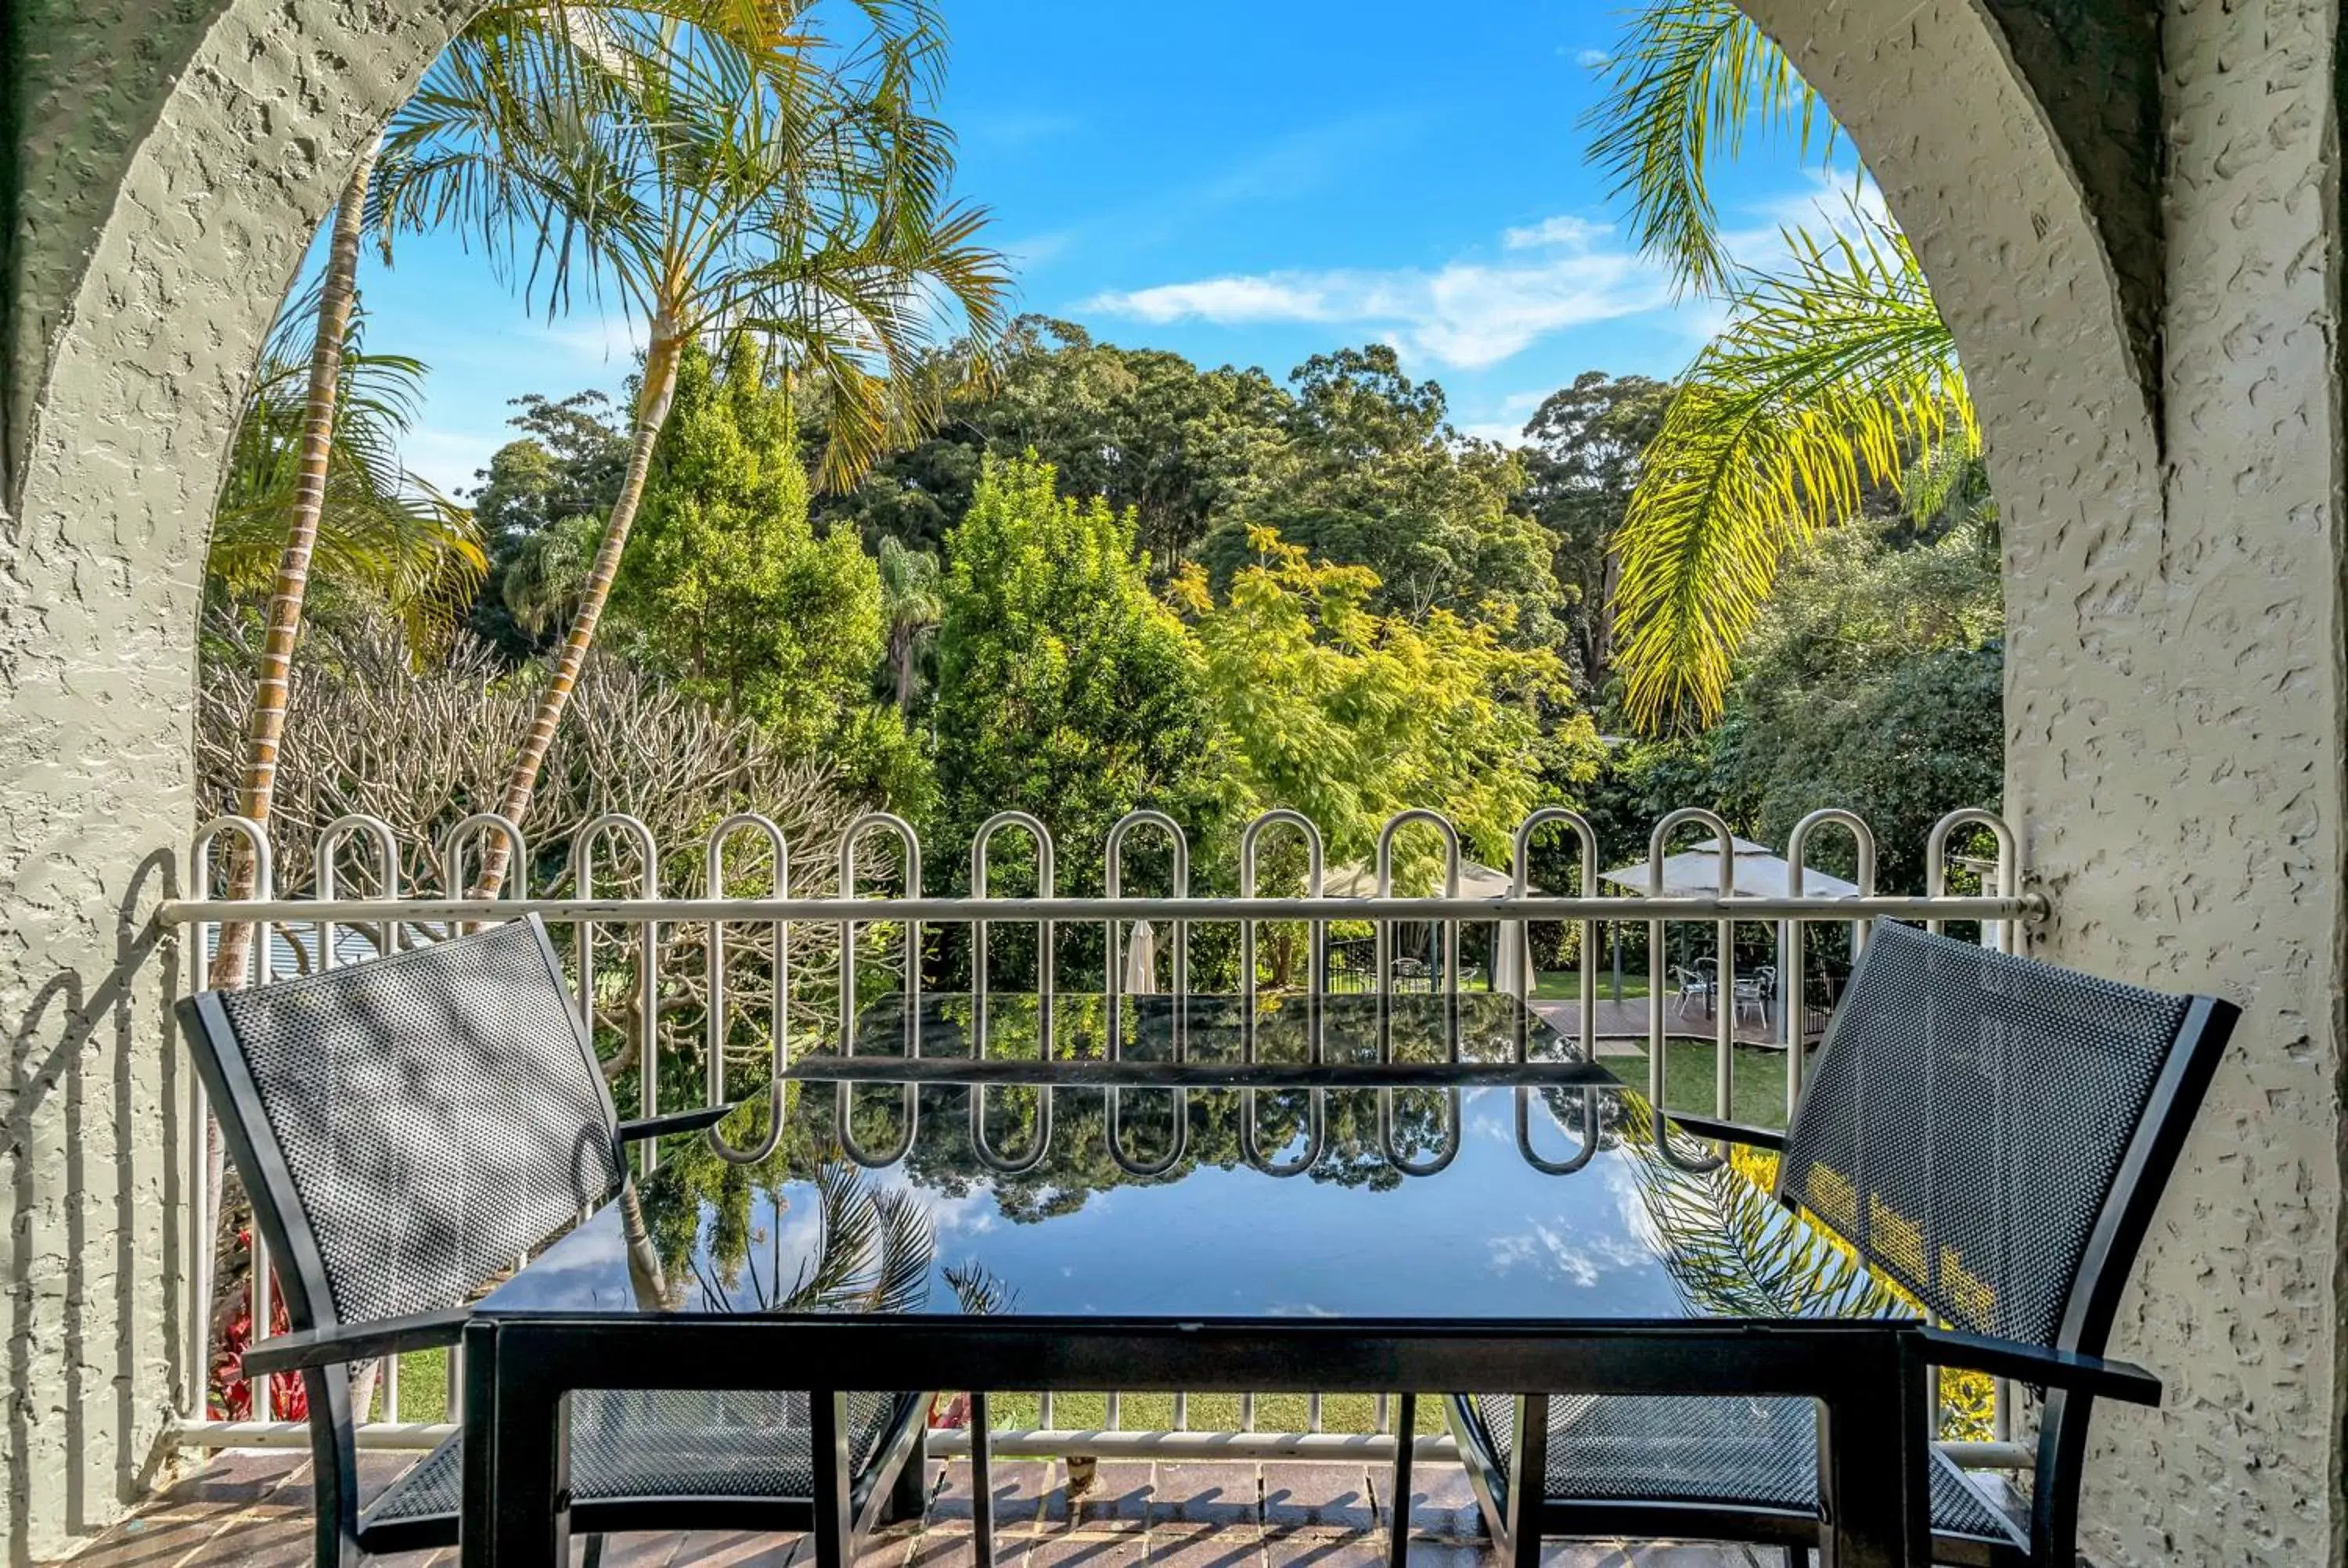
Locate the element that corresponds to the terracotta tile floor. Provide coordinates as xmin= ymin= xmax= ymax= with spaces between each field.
xmin=54 ymin=1451 xmax=1766 ymax=1567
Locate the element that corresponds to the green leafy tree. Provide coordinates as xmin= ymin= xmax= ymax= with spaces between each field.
xmin=932 ymin=453 xmax=1230 ymax=886
xmin=1705 ymin=519 xmax=2003 ymax=887
xmin=610 ymin=335 xmax=922 ymax=804
xmin=468 ymin=390 xmax=632 ymax=657
xmin=376 ymin=0 xmax=1009 ymax=892
xmin=1518 ymin=372 xmax=1676 ymax=690
xmin=815 ymin=316 xmax=1291 ymax=573
xmin=1172 ymin=527 xmax=1597 ymax=883
xmin=1198 ymin=346 xmax=1558 ymax=639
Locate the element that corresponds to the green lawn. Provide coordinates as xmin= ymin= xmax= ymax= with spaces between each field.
xmin=1529 ymin=969 xmax=1650 ymax=1001
xmin=364 ymin=1360 xmax=1440 ymax=1437
xmin=1598 ymin=1038 xmax=1809 ymax=1131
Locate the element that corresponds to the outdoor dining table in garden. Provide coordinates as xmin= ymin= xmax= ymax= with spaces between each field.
xmin=455 ymin=988 xmax=1943 ymax=1568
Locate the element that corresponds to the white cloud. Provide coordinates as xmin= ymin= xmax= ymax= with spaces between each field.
xmin=1575 ymin=48 xmax=1612 ymax=69
xmin=1504 ymin=214 xmax=1607 ymax=251
xmin=1080 ymin=218 xmax=1673 ymax=372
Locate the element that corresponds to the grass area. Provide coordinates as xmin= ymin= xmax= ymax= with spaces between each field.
xmin=366 ymin=1358 xmax=1441 ymax=1436
xmin=1597 ymin=1038 xmax=1810 ymax=1131
xmin=1529 ymin=969 xmax=1650 ymax=1001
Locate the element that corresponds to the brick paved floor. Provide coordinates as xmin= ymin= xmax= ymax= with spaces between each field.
xmin=54 ymin=1451 xmax=1767 ymax=1567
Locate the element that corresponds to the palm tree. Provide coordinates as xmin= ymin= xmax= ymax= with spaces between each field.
xmin=205 ymin=276 xmax=488 ymax=986
xmin=875 ymin=535 xmax=942 ymax=710
xmin=376 ymin=2 xmax=1007 ymax=895
xmin=1590 ymin=0 xmax=1973 ymax=731
xmin=499 ymin=511 xmax=605 ymax=637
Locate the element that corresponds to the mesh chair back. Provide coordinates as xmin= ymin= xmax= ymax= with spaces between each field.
xmin=183 ymin=916 xmax=625 ymax=1332
xmin=1778 ymin=920 xmax=2194 ymax=1350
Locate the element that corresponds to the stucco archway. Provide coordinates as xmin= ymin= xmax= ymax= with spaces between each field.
xmin=2 ymin=2 xmax=477 ymax=1558
xmin=2 ymin=1 xmax=2339 ymax=1563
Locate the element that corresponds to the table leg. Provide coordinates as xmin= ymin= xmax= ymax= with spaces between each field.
xmin=1814 ymin=1343 xmax=1931 ymax=1568
xmin=1387 ymin=1393 xmax=1417 ymax=1568
xmin=1500 ymin=1394 xmax=1547 ymax=1568
xmin=484 ymin=1371 xmax=571 ymax=1568
xmin=459 ymin=1321 xmax=498 ymax=1568
xmin=970 ymin=1391 xmax=995 ymax=1568
xmin=811 ymin=1388 xmax=855 ymax=1568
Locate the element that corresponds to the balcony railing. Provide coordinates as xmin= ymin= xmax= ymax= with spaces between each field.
xmin=159 ymin=804 xmax=2041 ymax=1467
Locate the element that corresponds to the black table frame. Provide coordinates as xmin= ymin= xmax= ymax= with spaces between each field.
xmin=458 ymin=1311 xmax=1934 ymax=1568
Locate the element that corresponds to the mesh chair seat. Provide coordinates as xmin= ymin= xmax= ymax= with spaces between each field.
xmin=362 ymin=1390 xmax=907 ymax=1535
xmin=1468 ymin=1393 xmax=2018 ymax=1546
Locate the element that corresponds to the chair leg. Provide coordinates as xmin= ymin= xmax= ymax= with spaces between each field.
xmin=969 ymin=1392 xmax=995 ymax=1568
xmin=1387 ymin=1394 xmax=1416 ymax=1568
xmin=882 ymin=1418 xmax=930 ymax=1524
xmin=582 ymin=1537 xmax=605 ymax=1568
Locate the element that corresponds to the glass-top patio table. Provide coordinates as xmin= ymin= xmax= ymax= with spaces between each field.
xmin=458 ymin=992 xmax=1934 ymax=1568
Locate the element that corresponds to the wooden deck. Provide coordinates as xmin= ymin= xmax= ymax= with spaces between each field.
xmin=56 ymin=1451 xmax=1771 ymax=1567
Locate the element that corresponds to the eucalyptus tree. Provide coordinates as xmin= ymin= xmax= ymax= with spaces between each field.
xmin=376 ymin=0 xmax=1007 ymax=894
xmin=1589 ymin=0 xmax=1975 ymax=730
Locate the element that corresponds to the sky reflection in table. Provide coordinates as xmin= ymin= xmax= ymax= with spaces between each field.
xmin=481 ymin=993 xmax=1900 ymax=1332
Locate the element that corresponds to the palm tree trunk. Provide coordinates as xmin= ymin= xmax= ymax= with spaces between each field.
xmin=210 ymin=136 xmax=380 ymax=991
xmin=473 ymin=325 xmax=685 ymax=899
xmin=893 ymin=632 xmax=915 ymax=710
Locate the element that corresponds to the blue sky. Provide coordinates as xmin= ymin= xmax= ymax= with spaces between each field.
xmin=353 ymin=0 xmax=1839 ymax=496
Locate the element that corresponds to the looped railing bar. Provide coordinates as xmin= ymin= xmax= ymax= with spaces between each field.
xmin=970 ymin=811 xmax=1057 ymax=1176
xmin=573 ymin=814 xmax=663 ymax=1164
xmin=1515 ymin=1084 xmax=1601 ymax=1176
xmin=185 ymin=815 xmax=276 ymax=1421
xmin=1105 ymin=812 xmax=1191 ymax=1178
xmin=1782 ymin=809 xmax=1878 ymax=1121
xmin=704 ymin=813 xmax=790 ymax=1165
xmin=1372 ymin=812 xmax=1465 ymax=1174
xmin=1927 ymin=808 xmax=2019 ymax=948
xmin=1513 ymin=807 xmax=1599 ymax=1060
xmin=1239 ymin=811 xmax=1327 ymax=1176
xmin=836 ymin=812 xmax=922 ymax=1167
xmin=1645 ymin=807 xmax=1737 ymax=1123
xmin=1374 ymin=809 xmax=1464 ymax=1008
xmin=315 ymin=814 xmax=402 ymax=966
xmin=438 ymin=814 xmax=529 ymax=940
xmin=190 ymin=815 xmax=275 ymax=983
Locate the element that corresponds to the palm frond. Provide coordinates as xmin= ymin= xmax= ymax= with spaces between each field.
xmin=1612 ymin=215 xmax=1972 ymax=730
xmin=1583 ymin=0 xmax=1835 ymax=297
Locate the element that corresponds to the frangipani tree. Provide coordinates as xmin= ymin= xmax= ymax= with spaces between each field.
xmin=376 ymin=0 xmax=1008 ymax=893
xmin=1590 ymin=0 xmax=1975 ymax=730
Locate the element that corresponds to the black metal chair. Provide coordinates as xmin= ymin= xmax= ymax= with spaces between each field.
xmin=1439 ymin=919 xmax=2238 ymax=1567
xmin=177 ymin=914 xmax=936 ymax=1567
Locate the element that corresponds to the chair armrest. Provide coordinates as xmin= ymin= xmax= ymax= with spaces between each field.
xmin=1918 ymin=1326 xmax=2161 ymax=1406
xmin=616 ymin=1102 xmax=737 ymax=1142
xmin=240 ymin=1307 xmax=470 ymax=1378
xmin=1666 ymin=1113 xmax=1787 ymax=1152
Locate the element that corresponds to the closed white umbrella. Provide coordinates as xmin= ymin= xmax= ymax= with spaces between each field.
xmin=1123 ymin=920 xmax=1159 ymax=994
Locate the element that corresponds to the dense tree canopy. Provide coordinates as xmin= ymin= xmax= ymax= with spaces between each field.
xmin=1174 ymin=529 xmax=1594 ymax=881
xmin=931 ymin=453 xmax=1231 ymax=890
xmin=1518 ymin=372 xmax=1675 ymax=690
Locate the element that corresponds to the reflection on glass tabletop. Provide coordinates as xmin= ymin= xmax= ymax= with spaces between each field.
xmin=477 ymin=991 xmax=1907 ymax=1329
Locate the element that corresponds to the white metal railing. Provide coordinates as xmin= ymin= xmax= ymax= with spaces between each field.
xmin=164 ymin=804 xmax=2039 ymax=1462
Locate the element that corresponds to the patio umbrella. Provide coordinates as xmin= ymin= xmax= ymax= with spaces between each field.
xmin=1123 ymin=920 xmax=1158 ymax=994
xmin=1598 ymin=836 xmax=1864 ymax=1039
xmin=1323 ymin=858 xmax=1537 ymax=997
xmin=1597 ymin=837 xmax=1863 ymax=901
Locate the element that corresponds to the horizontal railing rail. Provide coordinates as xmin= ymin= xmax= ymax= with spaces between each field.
xmin=167 ymin=803 xmax=2036 ymax=1462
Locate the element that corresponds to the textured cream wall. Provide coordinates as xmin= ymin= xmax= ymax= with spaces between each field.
xmin=1751 ymin=2 xmax=2348 ymax=1562
xmin=1 ymin=2 xmax=471 ymax=1559
xmin=2 ymin=0 xmax=2342 ymax=1563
